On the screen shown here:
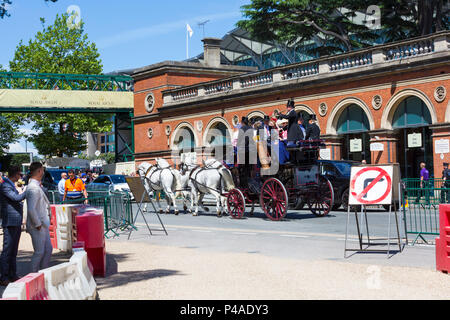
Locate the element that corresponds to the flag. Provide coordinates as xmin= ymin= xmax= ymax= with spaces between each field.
xmin=186 ymin=23 xmax=193 ymax=38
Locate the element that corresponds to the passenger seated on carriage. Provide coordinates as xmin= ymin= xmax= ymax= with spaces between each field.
xmin=237 ymin=116 xmax=256 ymax=187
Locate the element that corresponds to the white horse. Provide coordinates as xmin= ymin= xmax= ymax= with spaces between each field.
xmin=137 ymin=158 xmax=186 ymax=215
xmin=180 ymin=158 xmax=235 ymax=216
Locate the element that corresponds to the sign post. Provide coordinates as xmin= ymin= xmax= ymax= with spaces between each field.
xmin=345 ymin=164 xmax=403 ymax=258
xmin=125 ymin=177 xmax=168 ymax=239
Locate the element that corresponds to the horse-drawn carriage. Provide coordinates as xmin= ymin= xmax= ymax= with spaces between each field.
xmin=137 ymin=138 xmax=334 ymax=221
xmin=226 ymin=139 xmax=334 ymax=221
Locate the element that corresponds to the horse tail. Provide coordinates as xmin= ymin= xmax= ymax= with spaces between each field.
xmin=220 ymin=167 xmax=235 ymax=191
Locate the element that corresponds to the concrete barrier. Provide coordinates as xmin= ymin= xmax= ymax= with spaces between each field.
xmin=69 ymin=250 xmax=98 ymax=300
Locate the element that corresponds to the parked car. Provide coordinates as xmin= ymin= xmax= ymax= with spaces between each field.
xmin=46 ymin=169 xmax=69 ymax=187
xmin=86 ymin=174 xmax=133 ymax=198
xmin=292 ymin=160 xmax=359 ymax=211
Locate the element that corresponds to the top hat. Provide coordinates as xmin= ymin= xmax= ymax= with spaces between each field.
xmin=241 ymin=116 xmax=248 ymax=123
xmin=309 ymin=114 xmax=317 ymax=121
xmin=444 ymin=162 xmax=449 ymax=167
xmin=263 ymin=115 xmax=270 ymax=121
xmin=286 ymin=99 xmax=295 ymax=108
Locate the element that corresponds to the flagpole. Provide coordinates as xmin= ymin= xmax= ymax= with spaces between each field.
xmin=186 ymin=24 xmax=189 ymax=59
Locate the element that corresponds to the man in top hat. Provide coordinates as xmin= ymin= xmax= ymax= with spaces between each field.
xmin=262 ymin=115 xmax=273 ymax=145
xmin=305 ymin=114 xmax=321 ymax=141
xmin=237 ymin=116 xmax=255 ymax=187
xmin=442 ymin=162 xmax=450 ymax=203
xmin=278 ymin=99 xmax=300 ymax=147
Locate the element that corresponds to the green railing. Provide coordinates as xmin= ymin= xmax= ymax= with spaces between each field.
xmin=401 ymin=178 xmax=446 ymax=245
xmin=48 ymin=190 xmax=135 ymax=238
xmin=0 ymin=71 xmax=133 ymax=92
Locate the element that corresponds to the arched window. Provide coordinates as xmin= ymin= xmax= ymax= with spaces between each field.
xmin=174 ymin=126 xmax=195 ymax=151
xmin=392 ymin=96 xmax=432 ymax=128
xmin=206 ymin=122 xmax=230 ymax=146
xmin=336 ymin=104 xmax=370 ymax=134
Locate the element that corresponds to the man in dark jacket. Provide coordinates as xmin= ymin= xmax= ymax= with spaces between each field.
xmin=278 ymin=99 xmax=299 ymax=146
xmin=305 ymin=114 xmax=321 ymax=140
xmin=0 ymin=166 xmax=26 ymax=286
xmin=237 ymin=116 xmax=256 ymax=187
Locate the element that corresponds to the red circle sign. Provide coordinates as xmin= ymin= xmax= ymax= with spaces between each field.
xmin=350 ymin=167 xmax=392 ymax=205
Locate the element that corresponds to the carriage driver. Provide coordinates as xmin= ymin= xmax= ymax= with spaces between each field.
xmin=277 ymin=99 xmax=302 ymax=148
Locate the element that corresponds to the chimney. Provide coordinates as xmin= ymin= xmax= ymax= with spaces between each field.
xmin=202 ymin=38 xmax=222 ymax=67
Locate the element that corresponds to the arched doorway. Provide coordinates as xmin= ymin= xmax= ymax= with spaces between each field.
xmin=171 ymin=124 xmax=198 ymax=164
xmin=336 ymin=104 xmax=371 ymax=163
xmin=204 ymin=120 xmax=232 ymax=161
xmin=393 ymin=96 xmax=433 ymax=179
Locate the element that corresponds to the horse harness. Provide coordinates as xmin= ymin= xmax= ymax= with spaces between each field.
xmin=144 ymin=164 xmax=176 ymax=190
xmin=187 ymin=162 xmax=226 ymax=195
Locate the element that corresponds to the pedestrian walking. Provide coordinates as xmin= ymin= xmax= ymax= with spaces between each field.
xmin=63 ymin=169 xmax=88 ymax=204
xmin=26 ymin=162 xmax=52 ymax=273
xmin=416 ymin=162 xmax=430 ymax=204
xmin=57 ymin=172 xmax=67 ymax=203
xmin=0 ymin=166 xmax=26 ymax=286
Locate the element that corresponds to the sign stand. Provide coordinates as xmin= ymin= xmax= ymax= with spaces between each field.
xmin=344 ymin=202 xmax=403 ymax=258
xmin=126 ymin=177 xmax=168 ymax=239
xmin=344 ymin=164 xmax=404 ymax=258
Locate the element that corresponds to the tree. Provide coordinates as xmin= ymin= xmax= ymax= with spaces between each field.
xmin=0 ymin=115 xmax=22 ymax=157
xmin=9 ymin=13 xmax=113 ymax=157
xmin=237 ymin=0 xmax=379 ymax=56
xmin=1 ymin=0 xmax=57 ymax=19
xmin=237 ymin=0 xmax=449 ymax=57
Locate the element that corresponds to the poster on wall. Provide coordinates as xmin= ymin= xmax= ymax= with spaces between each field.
xmin=435 ymin=139 xmax=450 ymax=154
xmin=320 ymin=148 xmax=331 ymax=160
xmin=407 ymin=133 xmax=422 ymax=148
xmin=350 ymin=138 xmax=362 ymax=152
xmin=370 ymin=143 xmax=384 ymax=152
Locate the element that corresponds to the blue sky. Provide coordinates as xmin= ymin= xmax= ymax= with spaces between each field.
xmin=1 ymin=0 xmax=251 ymax=155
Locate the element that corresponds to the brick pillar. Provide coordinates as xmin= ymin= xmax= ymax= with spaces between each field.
xmin=369 ymin=131 xmax=398 ymax=165
xmin=431 ymin=124 xmax=450 ymax=179
xmin=321 ymin=135 xmax=342 ymax=160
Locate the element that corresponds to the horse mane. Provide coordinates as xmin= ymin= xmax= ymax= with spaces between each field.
xmin=156 ymin=157 xmax=170 ymax=169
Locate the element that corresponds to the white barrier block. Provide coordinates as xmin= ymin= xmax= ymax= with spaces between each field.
xmin=2 ymin=282 xmax=26 ymax=300
xmin=40 ymin=262 xmax=87 ymax=300
xmin=69 ymin=250 xmax=97 ymax=300
xmin=55 ymin=205 xmax=75 ymax=252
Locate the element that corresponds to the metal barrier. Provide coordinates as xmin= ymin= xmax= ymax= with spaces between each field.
xmin=401 ymin=178 xmax=445 ymax=245
xmin=48 ymin=191 xmax=135 ymax=239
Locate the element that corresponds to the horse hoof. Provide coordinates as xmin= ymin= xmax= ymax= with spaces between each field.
xmin=175 ymin=210 xmax=179 ymax=215
xmin=217 ymin=211 xmax=222 ymax=217
xmin=193 ymin=212 xmax=198 ymax=216
xmin=204 ymin=207 xmax=210 ymax=212
xmin=159 ymin=210 xmax=164 ymax=214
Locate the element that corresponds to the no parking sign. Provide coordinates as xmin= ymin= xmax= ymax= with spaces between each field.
xmin=349 ymin=165 xmax=393 ymax=205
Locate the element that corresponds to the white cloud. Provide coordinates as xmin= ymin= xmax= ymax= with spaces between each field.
xmin=96 ymin=11 xmax=240 ymax=49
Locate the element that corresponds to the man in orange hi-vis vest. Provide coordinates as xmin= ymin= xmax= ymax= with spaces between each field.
xmin=63 ymin=169 xmax=88 ymax=204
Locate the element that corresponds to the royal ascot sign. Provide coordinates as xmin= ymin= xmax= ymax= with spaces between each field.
xmin=0 ymin=89 xmax=133 ymax=110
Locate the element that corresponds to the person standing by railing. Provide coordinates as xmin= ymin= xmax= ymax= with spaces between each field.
xmin=57 ymin=172 xmax=67 ymax=203
xmin=416 ymin=162 xmax=430 ymax=204
xmin=441 ymin=162 xmax=450 ymax=203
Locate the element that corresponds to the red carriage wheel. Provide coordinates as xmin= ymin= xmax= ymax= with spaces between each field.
xmin=260 ymin=178 xmax=289 ymax=221
xmin=307 ymin=176 xmax=334 ymax=217
xmin=227 ymin=189 xmax=246 ymax=219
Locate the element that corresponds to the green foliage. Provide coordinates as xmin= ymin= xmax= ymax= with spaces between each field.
xmin=237 ymin=0 xmax=378 ymax=55
xmin=9 ymin=153 xmax=32 ymax=168
xmin=0 ymin=115 xmax=23 ymax=156
xmin=8 ymin=13 xmax=113 ymax=157
xmin=98 ymin=153 xmax=115 ymax=164
xmin=1 ymin=0 xmax=57 ymax=19
xmin=237 ymin=0 xmax=450 ymax=57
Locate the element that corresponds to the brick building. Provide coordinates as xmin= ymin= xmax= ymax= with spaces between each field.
xmin=131 ymin=31 xmax=450 ymax=180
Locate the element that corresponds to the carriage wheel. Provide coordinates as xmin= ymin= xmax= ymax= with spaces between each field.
xmin=260 ymin=178 xmax=289 ymax=221
xmin=307 ymin=176 xmax=334 ymax=217
xmin=227 ymin=189 xmax=246 ymax=219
